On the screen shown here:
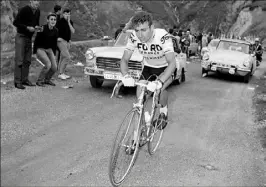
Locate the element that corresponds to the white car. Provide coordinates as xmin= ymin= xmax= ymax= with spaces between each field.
xmin=84 ymin=30 xmax=188 ymax=88
xmin=201 ymin=39 xmax=256 ymax=83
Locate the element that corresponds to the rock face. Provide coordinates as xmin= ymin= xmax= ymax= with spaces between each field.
xmin=0 ymin=0 xmax=18 ymax=52
xmin=1 ymin=0 xmax=266 ymax=76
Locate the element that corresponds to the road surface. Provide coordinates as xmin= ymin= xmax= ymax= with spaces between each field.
xmin=1 ymin=59 xmax=265 ymax=186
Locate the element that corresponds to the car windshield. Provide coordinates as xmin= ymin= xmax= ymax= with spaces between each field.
xmin=114 ymin=31 xmax=131 ymax=47
xmin=208 ymin=40 xmax=219 ymax=48
xmin=217 ymin=40 xmax=249 ymax=54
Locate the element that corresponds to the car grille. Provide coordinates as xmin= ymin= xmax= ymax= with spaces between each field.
xmin=211 ymin=62 xmax=237 ymax=68
xmin=96 ymin=57 xmax=142 ymax=71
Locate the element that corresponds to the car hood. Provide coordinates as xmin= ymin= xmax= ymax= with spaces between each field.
xmin=90 ymin=46 xmax=143 ymax=62
xmin=210 ymin=50 xmax=249 ymax=64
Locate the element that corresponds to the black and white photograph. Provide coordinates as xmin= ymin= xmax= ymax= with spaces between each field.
xmin=1 ymin=0 xmax=266 ymax=186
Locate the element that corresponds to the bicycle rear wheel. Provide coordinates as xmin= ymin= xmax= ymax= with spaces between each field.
xmin=109 ymin=108 xmax=142 ymax=186
xmin=147 ymin=107 xmax=164 ymax=155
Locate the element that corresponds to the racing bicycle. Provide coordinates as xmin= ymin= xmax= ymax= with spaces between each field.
xmin=108 ymin=75 xmax=166 ymax=186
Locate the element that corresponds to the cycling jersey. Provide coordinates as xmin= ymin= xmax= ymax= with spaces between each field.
xmin=126 ymin=29 xmax=174 ymax=68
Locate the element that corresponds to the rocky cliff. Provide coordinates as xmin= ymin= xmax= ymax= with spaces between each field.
xmin=1 ymin=0 xmax=266 ymax=52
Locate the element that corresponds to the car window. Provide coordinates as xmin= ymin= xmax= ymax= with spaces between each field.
xmin=114 ymin=32 xmax=131 ymax=47
xmin=208 ymin=40 xmax=219 ymax=48
xmin=217 ymin=41 xmax=249 ymax=54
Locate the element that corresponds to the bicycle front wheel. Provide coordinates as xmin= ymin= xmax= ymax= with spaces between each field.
xmin=147 ymin=107 xmax=164 ymax=155
xmin=109 ymin=108 xmax=142 ymax=186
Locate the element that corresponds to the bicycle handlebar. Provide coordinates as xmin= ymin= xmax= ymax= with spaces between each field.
xmin=110 ymin=80 xmax=153 ymax=99
xmin=111 ymin=74 xmax=160 ymax=98
xmin=134 ymin=82 xmax=148 ymax=87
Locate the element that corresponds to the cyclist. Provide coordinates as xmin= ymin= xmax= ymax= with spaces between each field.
xmin=120 ymin=11 xmax=178 ymax=130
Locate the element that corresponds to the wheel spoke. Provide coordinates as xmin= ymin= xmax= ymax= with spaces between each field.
xmin=109 ymin=109 xmax=142 ymax=186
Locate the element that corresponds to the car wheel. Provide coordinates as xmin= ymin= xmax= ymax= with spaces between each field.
xmin=181 ymin=68 xmax=186 ymax=82
xmin=202 ymin=68 xmax=208 ymax=77
xmin=243 ymin=73 xmax=250 ymax=83
xmin=90 ymin=76 xmax=104 ymax=88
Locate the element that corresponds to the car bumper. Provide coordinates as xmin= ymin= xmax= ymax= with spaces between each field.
xmin=201 ymin=61 xmax=251 ymax=76
xmin=84 ymin=67 xmax=141 ymax=80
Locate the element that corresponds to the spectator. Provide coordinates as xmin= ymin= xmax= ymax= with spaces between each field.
xmin=53 ymin=5 xmax=62 ymax=67
xmin=169 ymin=28 xmax=181 ymax=53
xmin=177 ymin=30 xmax=183 ymax=38
xmin=186 ymin=29 xmax=193 ymax=44
xmin=173 ymin=25 xmax=178 ymax=35
xmin=171 ymin=28 xmax=181 ymax=48
xmin=54 ymin=5 xmax=62 ymax=28
xmin=180 ymin=30 xmax=191 ymax=52
xmin=197 ymin=32 xmax=203 ymax=53
xmin=57 ymin=8 xmax=75 ymax=80
xmin=202 ymin=33 xmax=208 ymax=47
xmin=33 ymin=13 xmax=58 ymax=87
xmin=13 ymin=0 xmax=41 ymax=89
xmin=169 ymin=28 xmax=174 ymax=35
xmin=254 ymin=38 xmax=263 ymax=64
xmin=207 ymin=33 xmax=213 ymax=44
xmin=115 ymin=24 xmax=125 ymax=40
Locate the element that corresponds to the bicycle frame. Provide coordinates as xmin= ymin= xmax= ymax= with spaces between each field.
xmin=111 ymin=79 xmax=162 ymax=142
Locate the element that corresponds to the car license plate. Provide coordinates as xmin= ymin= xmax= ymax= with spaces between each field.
xmin=229 ymin=68 xmax=235 ymax=74
xmin=103 ymin=72 xmax=122 ymax=80
xmin=211 ymin=66 xmax=217 ymax=71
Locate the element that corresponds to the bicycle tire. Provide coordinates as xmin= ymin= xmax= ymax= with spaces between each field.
xmin=109 ymin=108 xmax=142 ymax=186
xmin=147 ymin=107 xmax=164 ymax=155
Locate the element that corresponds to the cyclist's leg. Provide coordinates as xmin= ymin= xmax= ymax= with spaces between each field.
xmin=157 ymin=68 xmax=173 ymax=129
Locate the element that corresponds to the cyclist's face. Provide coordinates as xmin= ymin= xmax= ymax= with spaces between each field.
xmin=134 ymin=22 xmax=154 ymax=43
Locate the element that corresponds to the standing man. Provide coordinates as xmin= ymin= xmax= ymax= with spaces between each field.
xmin=13 ymin=0 xmax=41 ymax=89
xmin=197 ymin=32 xmax=203 ymax=55
xmin=57 ymin=8 xmax=75 ymax=80
xmin=53 ymin=5 xmax=62 ymax=65
xmin=53 ymin=5 xmax=62 ymax=28
xmin=202 ymin=33 xmax=208 ymax=48
xmin=254 ymin=38 xmax=263 ymax=66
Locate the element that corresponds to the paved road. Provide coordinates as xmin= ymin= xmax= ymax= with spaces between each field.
xmin=1 ymin=60 xmax=265 ymax=186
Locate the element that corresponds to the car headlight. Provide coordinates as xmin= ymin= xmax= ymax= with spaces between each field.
xmin=203 ymin=53 xmax=209 ymax=61
xmin=243 ymin=60 xmax=249 ymax=67
xmin=85 ymin=49 xmax=94 ymax=60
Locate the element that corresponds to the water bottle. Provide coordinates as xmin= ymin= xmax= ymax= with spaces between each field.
xmin=144 ymin=111 xmax=151 ymax=123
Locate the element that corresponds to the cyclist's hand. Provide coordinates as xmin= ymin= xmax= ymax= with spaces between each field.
xmin=121 ymin=74 xmax=135 ymax=87
xmin=147 ymin=80 xmax=162 ymax=92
